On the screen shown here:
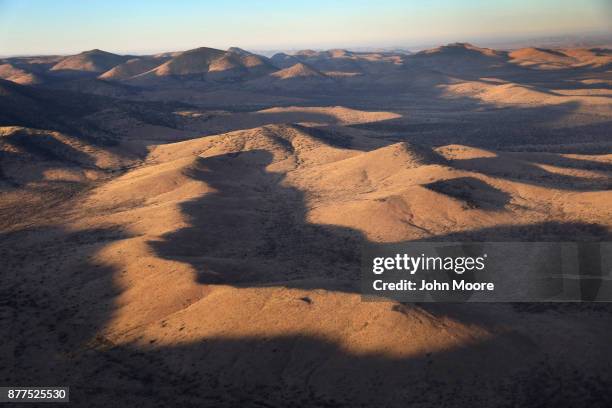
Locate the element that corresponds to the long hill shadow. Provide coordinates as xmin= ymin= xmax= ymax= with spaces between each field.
xmin=150 ymin=150 xmax=362 ymax=290
xmin=423 ymin=177 xmax=512 ymax=210
xmin=150 ymin=148 xmax=611 ymax=291
xmin=4 ymin=152 xmax=612 ymax=406
xmin=447 ymin=153 xmax=612 ymax=192
xmin=141 ymin=148 xmax=611 ymax=406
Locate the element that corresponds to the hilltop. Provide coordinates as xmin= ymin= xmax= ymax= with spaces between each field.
xmin=50 ymin=49 xmax=130 ymax=75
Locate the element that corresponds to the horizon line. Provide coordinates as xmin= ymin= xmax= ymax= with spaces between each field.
xmin=2 ymin=31 xmax=611 ymax=59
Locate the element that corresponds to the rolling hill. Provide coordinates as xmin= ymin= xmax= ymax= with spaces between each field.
xmin=0 ymin=63 xmax=44 ymax=85
xmin=50 ymin=49 xmax=130 ymax=75
xmin=98 ymin=56 xmax=172 ymax=81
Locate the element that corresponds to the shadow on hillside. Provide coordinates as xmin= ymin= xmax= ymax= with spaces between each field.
xmin=139 ymin=149 xmax=608 ymax=406
xmin=0 ymin=131 xmax=100 ymax=188
xmin=4 ymin=224 xmax=612 ymax=406
xmin=504 ymin=152 xmax=612 ymax=171
xmin=42 ymin=327 xmax=609 ymax=407
xmin=150 ymin=149 xmax=611 ymax=290
xmin=3 ymin=130 xmax=96 ymax=167
xmin=423 ymin=177 xmax=512 ymax=210
xmin=337 ymin=98 xmax=611 ymax=192
xmin=138 ymin=149 xmax=608 ymax=407
xmin=424 ymin=222 xmax=610 ymax=242
xmin=4 ymin=151 xmax=612 ymax=406
xmin=183 ymin=107 xmax=402 ymax=140
xmin=348 ymin=100 xmax=610 ymax=152
xmin=448 ymin=153 xmax=612 ymax=192
xmin=149 ymin=150 xmax=361 ymax=288
xmin=0 ymin=226 xmax=127 ymax=400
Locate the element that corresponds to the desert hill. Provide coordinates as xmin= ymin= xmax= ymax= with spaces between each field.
xmin=0 ymin=56 xmax=63 ymax=84
xmin=406 ymin=42 xmax=508 ymax=75
xmin=271 ymin=62 xmax=326 ymax=79
xmin=271 ymin=48 xmax=404 ymax=75
xmin=0 ymin=63 xmax=44 ymax=85
xmin=1 ymin=54 xmax=64 ymax=69
xmin=270 ymin=52 xmax=301 ymax=68
xmin=0 ymin=125 xmax=140 ymax=231
xmin=0 ymin=78 xmax=113 ymax=140
xmin=141 ymin=47 xmax=226 ymax=77
xmin=227 ymin=46 xmax=256 ymax=56
xmin=208 ymin=53 xmax=276 ymax=81
xmin=245 ymin=62 xmax=335 ymax=92
xmin=123 ymin=47 xmax=273 ymax=82
xmin=0 ymin=126 xmax=129 ymax=170
xmin=418 ymin=42 xmax=503 ymax=58
xmin=50 ymin=49 xmax=130 ymax=75
xmin=509 ymin=47 xmax=576 ymax=68
xmin=98 ymin=56 xmax=172 ymax=81
xmin=239 ymin=54 xmax=276 ymax=71
xmin=509 ymin=47 xmax=612 ymax=69
xmin=405 ymin=43 xmax=612 ymax=77
xmin=0 ymin=125 xmax=132 ymax=189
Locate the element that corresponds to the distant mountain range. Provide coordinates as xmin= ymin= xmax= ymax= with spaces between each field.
xmin=2 ymin=42 xmax=610 ymax=94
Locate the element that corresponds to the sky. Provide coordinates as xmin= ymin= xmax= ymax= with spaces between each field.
xmin=0 ymin=0 xmax=611 ymax=55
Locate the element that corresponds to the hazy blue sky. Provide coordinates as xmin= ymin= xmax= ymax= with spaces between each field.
xmin=1 ymin=0 xmax=610 ymax=55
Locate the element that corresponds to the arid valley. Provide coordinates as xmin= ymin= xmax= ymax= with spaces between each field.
xmin=2 ymin=42 xmax=612 ymax=406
